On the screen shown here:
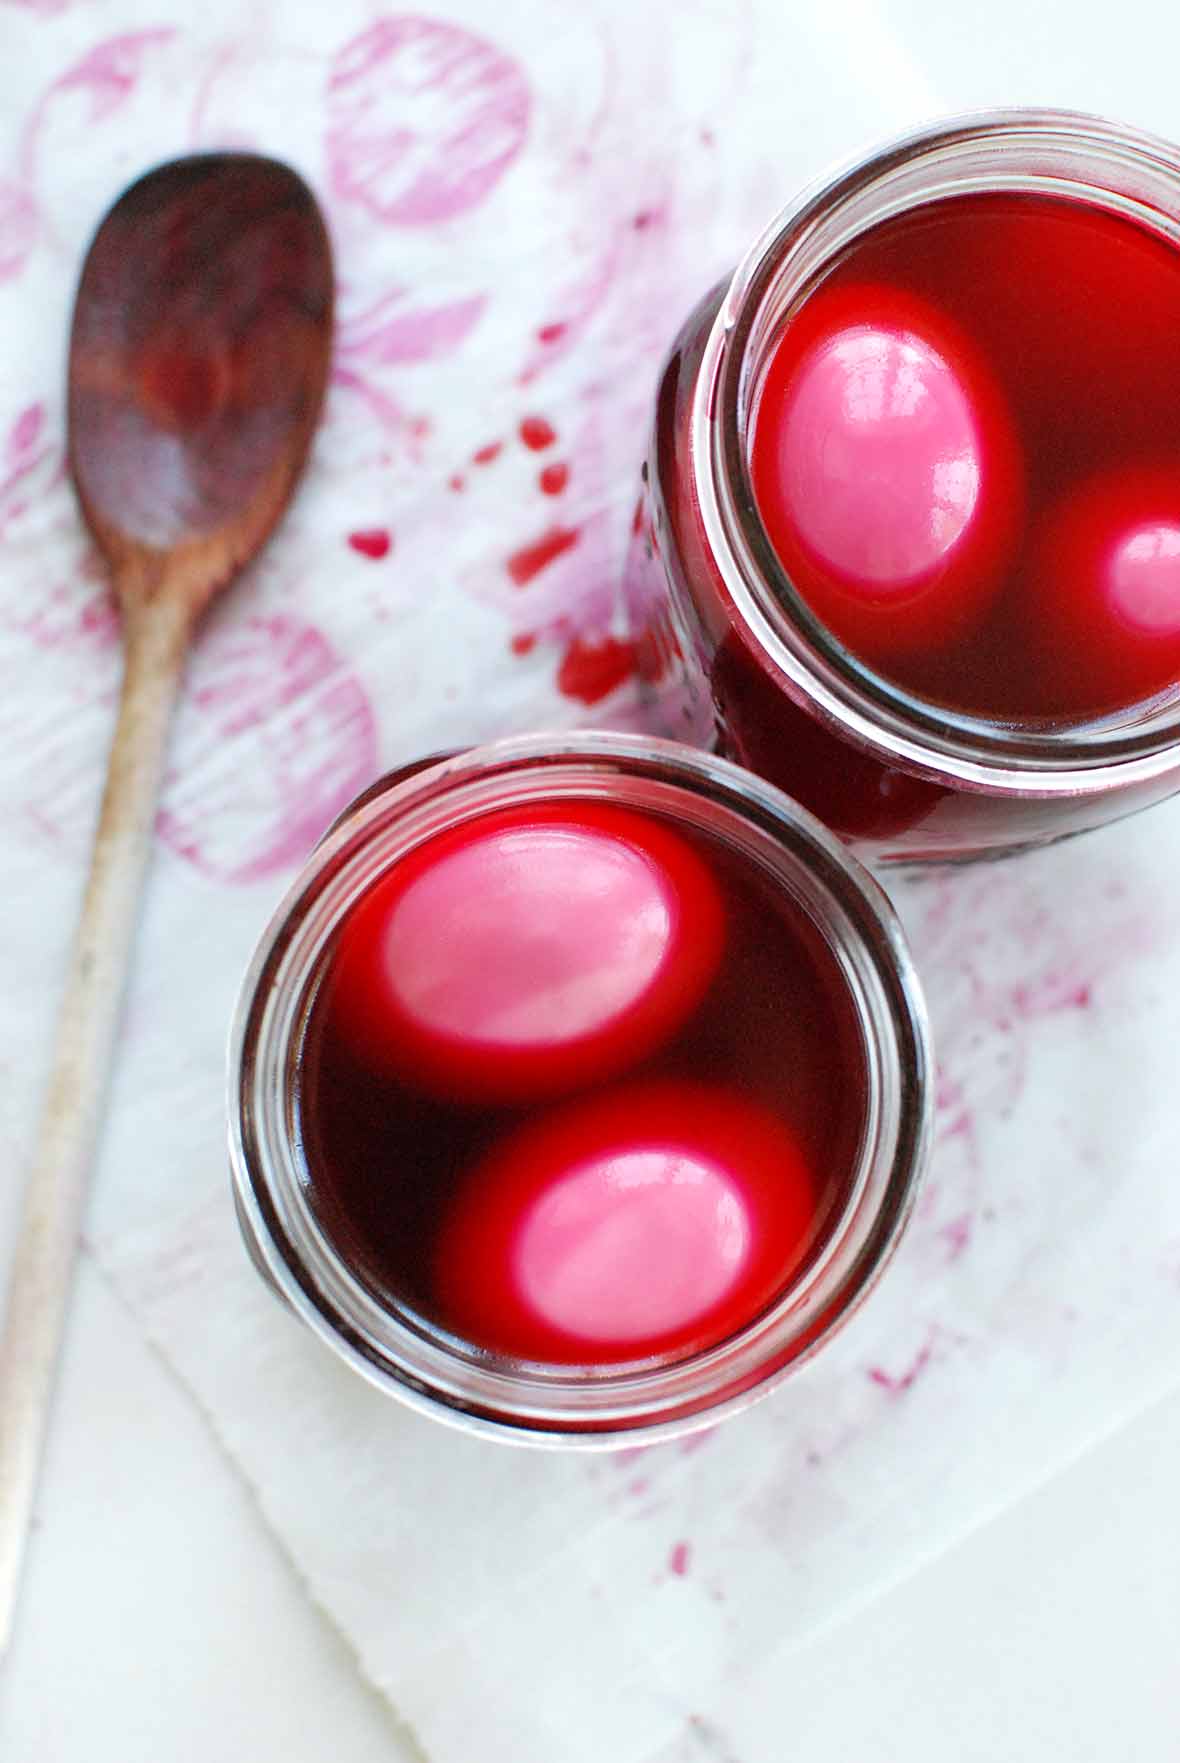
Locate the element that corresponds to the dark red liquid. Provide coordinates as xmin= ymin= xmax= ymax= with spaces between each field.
xmin=750 ymin=192 xmax=1180 ymax=719
xmin=299 ymin=801 xmax=867 ymax=1366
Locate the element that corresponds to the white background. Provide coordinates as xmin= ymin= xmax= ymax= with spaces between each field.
xmin=2 ymin=0 xmax=1180 ymax=1757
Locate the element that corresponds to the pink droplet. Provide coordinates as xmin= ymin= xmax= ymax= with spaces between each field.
xmin=868 ymin=1339 xmax=934 ymax=1394
xmin=519 ymin=415 xmax=556 ymax=452
xmin=8 ymin=403 xmax=45 ymax=460
xmin=517 ymin=243 xmax=621 ymax=385
xmin=557 ymin=633 xmax=638 ymax=704
xmin=326 ymin=18 xmax=530 ymax=226
xmin=347 ymin=528 xmax=392 ymax=561
xmin=506 ymin=526 xmax=580 ymax=586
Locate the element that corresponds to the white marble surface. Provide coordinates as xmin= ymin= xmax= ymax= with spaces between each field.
xmin=3 ymin=0 xmax=1180 ymax=1757
xmin=4 ymin=1260 xmax=1180 ymax=1761
xmin=1 ymin=1260 xmax=413 ymax=1763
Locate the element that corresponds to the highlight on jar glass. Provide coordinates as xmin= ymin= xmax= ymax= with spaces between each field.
xmin=627 ymin=110 xmax=1180 ymax=863
xmin=229 ymin=733 xmax=931 ymax=1445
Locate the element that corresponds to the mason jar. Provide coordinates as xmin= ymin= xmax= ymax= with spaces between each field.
xmin=229 ymin=732 xmax=931 ymax=1445
xmin=626 ymin=109 xmax=1180 ymax=864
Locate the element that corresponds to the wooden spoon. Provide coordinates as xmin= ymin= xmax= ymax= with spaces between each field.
xmin=0 ymin=153 xmax=333 ymax=1651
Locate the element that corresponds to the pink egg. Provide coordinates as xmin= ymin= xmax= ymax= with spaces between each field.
xmin=1026 ymin=464 xmax=1180 ymax=712
xmin=431 ymin=1081 xmax=817 ymax=1363
xmin=751 ymin=283 xmax=1022 ymax=666
xmin=327 ymin=802 xmax=724 ymax=1103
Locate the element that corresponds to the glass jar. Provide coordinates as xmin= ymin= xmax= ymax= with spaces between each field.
xmin=626 ymin=110 xmax=1180 ymax=864
xmin=229 ymin=732 xmax=931 ymax=1446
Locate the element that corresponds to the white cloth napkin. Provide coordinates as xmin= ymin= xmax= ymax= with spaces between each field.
xmin=3 ymin=4 xmax=1180 ymax=1760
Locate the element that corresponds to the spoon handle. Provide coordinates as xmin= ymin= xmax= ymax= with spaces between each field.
xmin=0 ymin=588 xmax=191 ymax=1655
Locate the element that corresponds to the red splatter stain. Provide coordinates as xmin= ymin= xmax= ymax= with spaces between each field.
xmin=9 ymin=577 xmax=120 ymax=653
xmin=510 ymin=632 xmax=536 ymax=656
xmin=0 ymin=403 xmax=62 ymax=535
xmin=79 ymin=595 xmax=117 ymax=638
xmin=940 ymin=1109 xmax=974 ymax=1145
xmin=1014 ymin=977 xmax=1092 ymax=1014
xmin=448 ymin=473 xmax=465 ymax=491
xmin=518 ymin=237 xmax=624 ymax=386
xmin=8 ymin=403 xmax=44 ymax=459
xmin=538 ymin=461 xmax=569 ymax=496
xmin=557 ymin=632 xmax=638 ymax=703
xmin=0 ymin=183 xmax=38 ymax=283
xmin=157 ymin=616 xmax=377 ymax=885
xmin=934 ymin=1066 xmax=960 ymax=1112
xmin=348 ymin=528 xmax=392 ymax=560
xmin=868 ymin=1340 xmax=934 ymax=1395
xmin=338 ymin=290 xmax=487 ymax=366
xmin=519 ymin=415 xmax=556 ymax=451
xmin=700 ymin=127 xmax=716 ymax=148
xmin=41 ymin=28 xmax=176 ymax=132
xmin=473 ymin=440 xmax=502 ymax=465
xmin=1 ymin=402 xmax=54 ymax=518
xmin=632 ymin=208 xmax=661 ymax=230
xmin=669 ymin=1541 xmax=691 ymax=1577
xmin=537 ymin=321 xmax=567 ymax=345
xmin=329 ymin=364 xmax=404 ymax=434
xmin=325 ymin=18 xmax=531 ymax=226
xmin=630 ymin=497 xmax=645 ymax=537
xmin=940 ymin=1213 xmax=973 ymax=1259
xmin=506 ymin=525 xmax=580 ymax=586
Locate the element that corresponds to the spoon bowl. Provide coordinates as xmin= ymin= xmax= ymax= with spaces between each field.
xmin=68 ymin=151 xmax=332 ymax=608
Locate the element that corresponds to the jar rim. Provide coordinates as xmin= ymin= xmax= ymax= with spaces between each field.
xmin=695 ymin=106 xmax=1180 ymax=794
xmin=228 ymin=731 xmax=932 ymax=1446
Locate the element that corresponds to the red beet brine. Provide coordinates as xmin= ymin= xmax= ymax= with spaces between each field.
xmin=232 ymin=734 xmax=931 ymax=1439
xmin=750 ymin=191 xmax=1180 ymax=719
xmin=299 ymin=799 xmax=867 ymax=1367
